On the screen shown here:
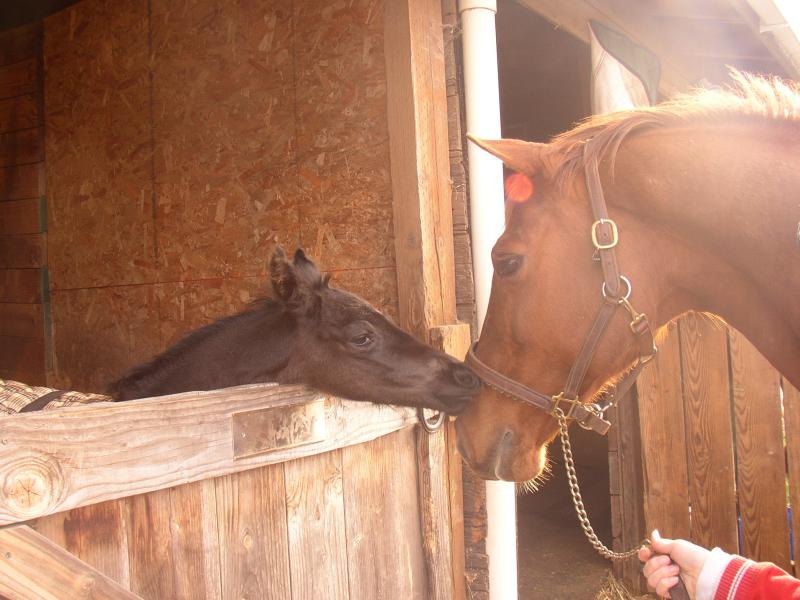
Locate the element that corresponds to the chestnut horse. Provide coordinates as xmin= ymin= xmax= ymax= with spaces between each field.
xmin=456 ymin=72 xmax=800 ymax=482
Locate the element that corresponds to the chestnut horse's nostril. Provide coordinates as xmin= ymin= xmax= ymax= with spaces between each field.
xmin=452 ymin=363 xmax=480 ymax=390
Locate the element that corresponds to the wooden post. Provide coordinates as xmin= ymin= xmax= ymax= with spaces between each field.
xmin=385 ymin=0 xmax=464 ymax=598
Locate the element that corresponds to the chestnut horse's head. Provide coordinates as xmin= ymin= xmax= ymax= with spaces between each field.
xmin=456 ymin=136 xmax=653 ymax=482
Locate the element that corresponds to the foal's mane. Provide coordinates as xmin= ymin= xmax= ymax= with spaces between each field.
xmin=550 ymin=70 xmax=800 ymax=185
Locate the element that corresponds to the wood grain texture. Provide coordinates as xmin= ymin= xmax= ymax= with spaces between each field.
xmin=0 ymin=525 xmax=140 ymax=600
xmin=0 ymin=335 xmax=44 ymax=383
xmin=0 ymin=94 xmax=38 ymax=134
xmin=384 ymin=0 xmax=456 ymax=340
xmin=342 ymin=428 xmax=427 ymax=599
xmin=0 ymin=233 xmax=44 ymax=268
xmin=0 ymin=128 xmax=42 ymax=166
xmin=284 ymin=450 xmax=349 ymax=600
xmin=0 ymin=383 xmax=417 ymax=525
xmin=784 ymin=379 xmax=800 ymax=577
xmin=168 ymin=480 xmax=222 ymax=600
xmin=636 ymin=321 xmax=690 ymax=540
xmin=0 ymin=268 xmax=41 ymax=303
xmin=431 ymin=322 xmax=471 ymax=600
xmin=0 ymin=58 xmax=38 ymax=99
xmin=0 ymin=23 xmax=42 ymax=66
xmin=679 ymin=314 xmax=738 ymax=551
xmin=127 ymin=490 xmax=176 ymax=599
xmin=215 ymin=465 xmax=291 ymax=599
xmin=0 ymin=163 xmax=43 ymax=201
xmin=729 ymin=330 xmax=791 ymax=570
xmin=0 ymin=197 xmax=41 ymax=234
xmin=0 ymin=302 xmax=42 ymax=338
xmin=32 ymin=500 xmax=131 ymax=591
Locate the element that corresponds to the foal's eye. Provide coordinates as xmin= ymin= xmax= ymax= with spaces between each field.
xmin=495 ymin=254 xmax=523 ymax=277
xmin=350 ymin=333 xmax=375 ymax=349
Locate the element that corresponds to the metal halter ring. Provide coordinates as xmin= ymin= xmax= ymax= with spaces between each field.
xmin=601 ymin=275 xmax=632 ymax=302
xmin=417 ymin=407 xmax=445 ymax=433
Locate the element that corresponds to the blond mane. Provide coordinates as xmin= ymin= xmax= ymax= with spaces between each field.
xmin=551 ymin=70 xmax=800 ymax=184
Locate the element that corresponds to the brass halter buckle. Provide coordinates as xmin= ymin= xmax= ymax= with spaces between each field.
xmin=591 ymin=218 xmax=619 ymax=250
xmin=551 ymin=392 xmax=580 ymax=419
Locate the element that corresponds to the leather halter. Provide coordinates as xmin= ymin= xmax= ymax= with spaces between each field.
xmin=465 ymin=144 xmax=658 ymax=435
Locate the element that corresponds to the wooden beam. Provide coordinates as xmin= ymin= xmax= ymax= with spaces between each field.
xmin=385 ymin=0 xmax=457 ymax=341
xmin=0 ymin=383 xmax=417 ymax=525
xmin=0 ymin=525 xmax=141 ymax=599
xmin=0 ymin=163 xmax=43 ymax=201
xmin=0 ymin=268 xmax=41 ymax=303
xmin=0 ymin=232 xmax=45 ymax=268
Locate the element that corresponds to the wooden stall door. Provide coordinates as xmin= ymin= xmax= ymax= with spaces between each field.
xmin=617 ymin=314 xmax=797 ymax=593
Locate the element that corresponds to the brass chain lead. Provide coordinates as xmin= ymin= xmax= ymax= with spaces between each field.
xmin=554 ymin=407 xmax=647 ymax=560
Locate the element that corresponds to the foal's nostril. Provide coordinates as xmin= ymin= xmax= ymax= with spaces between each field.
xmin=452 ymin=363 xmax=480 ymax=390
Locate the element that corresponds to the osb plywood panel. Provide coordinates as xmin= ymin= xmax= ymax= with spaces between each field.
xmin=50 ymin=285 xmax=161 ymax=393
xmin=155 ymin=164 xmax=300 ymax=281
xmin=44 ymin=0 xmax=155 ymax=290
xmin=0 ymin=23 xmax=42 ymax=67
xmin=156 ymin=276 xmax=266 ymax=349
xmin=151 ymin=0 xmax=298 ymax=281
xmin=298 ymin=147 xmax=395 ymax=271
xmin=328 ymin=267 xmax=399 ymax=321
xmin=294 ymin=0 xmax=388 ymax=160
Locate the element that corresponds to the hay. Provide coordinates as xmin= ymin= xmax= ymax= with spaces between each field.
xmin=595 ymin=572 xmax=658 ymax=600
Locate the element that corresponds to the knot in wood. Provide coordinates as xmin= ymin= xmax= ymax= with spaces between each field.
xmin=2 ymin=455 xmax=64 ymax=519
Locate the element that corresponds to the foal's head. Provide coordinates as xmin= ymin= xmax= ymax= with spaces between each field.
xmin=272 ymin=248 xmax=479 ymax=413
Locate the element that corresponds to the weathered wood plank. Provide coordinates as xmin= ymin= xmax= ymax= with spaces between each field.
xmin=169 ymin=480 xmax=222 ymax=600
xmin=0 ymin=302 xmax=42 ymax=337
xmin=0 ymin=268 xmax=41 ymax=303
xmin=0 ymin=94 xmax=38 ymax=133
xmin=0 ymin=384 xmax=417 ymax=525
xmin=0 ymin=128 xmax=42 ymax=166
xmin=33 ymin=500 xmax=131 ymax=589
xmin=0 ymin=163 xmax=43 ymax=201
xmin=343 ymin=428 xmax=427 ymax=598
xmin=0 ymin=197 xmax=41 ymax=234
xmin=784 ymin=378 xmax=800 ymax=577
xmin=385 ymin=0 xmax=456 ymax=340
xmin=637 ymin=321 xmax=690 ymax=540
xmin=0 ymin=58 xmax=38 ymax=99
xmin=284 ymin=450 xmax=349 ymax=600
xmin=127 ymin=489 xmax=177 ymax=599
xmin=0 ymin=334 xmax=44 ymax=383
xmin=0 ymin=23 xmax=42 ymax=66
xmin=0 ymin=525 xmax=140 ymax=600
xmin=431 ymin=323 xmax=471 ymax=600
xmin=730 ymin=330 xmax=791 ymax=570
xmin=679 ymin=314 xmax=738 ymax=552
xmin=215 ymin=465 xmax=291 ymax=599
xmin=0 ymin=232 xmax=45 ymax=268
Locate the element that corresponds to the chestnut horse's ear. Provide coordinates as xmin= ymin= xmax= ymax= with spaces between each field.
xmin=466 ymin=134 xmax=551 ymax=176
xmin=270 ymin=247 xmax=323 ymax=316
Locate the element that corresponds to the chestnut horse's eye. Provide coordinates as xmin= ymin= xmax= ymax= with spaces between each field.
xmin=494 ymin=254 xmax=523 ymax=277
xmin=350 ymin=333 xmax=375 ymax=349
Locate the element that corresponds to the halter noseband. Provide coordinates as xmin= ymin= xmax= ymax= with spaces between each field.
xmin=466 ymin=144 xmax=658 ymax=435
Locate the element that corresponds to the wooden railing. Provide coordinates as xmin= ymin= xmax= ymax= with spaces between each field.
xmin=0 ymin=383 xmax=418 ymax=526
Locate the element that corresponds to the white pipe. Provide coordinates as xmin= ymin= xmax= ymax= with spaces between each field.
xmin=459 ymin=1 xmax=518 ymax=599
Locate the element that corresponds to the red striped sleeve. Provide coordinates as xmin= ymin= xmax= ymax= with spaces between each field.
xmin=714 ymin=557 xmax=800 ymax=599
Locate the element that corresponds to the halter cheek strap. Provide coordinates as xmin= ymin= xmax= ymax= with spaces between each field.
xmin=465 ymin=144 xmax=657 ymax=436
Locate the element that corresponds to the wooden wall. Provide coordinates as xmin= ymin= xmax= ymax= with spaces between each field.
xmin=0 ymin=23 xmax=47 ymax=386
xmin=43 ymin=0 xmax=397 ymax=392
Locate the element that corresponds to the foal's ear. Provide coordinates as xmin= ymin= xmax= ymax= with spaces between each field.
xmin=467 ymin=134 xmax=553 ymax=177
xmin=269 ymin=247 xmax=323 ymax=316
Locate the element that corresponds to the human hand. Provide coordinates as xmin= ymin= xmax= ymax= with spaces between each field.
xmin=638 ymin=530 xmax=710 ymax=599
